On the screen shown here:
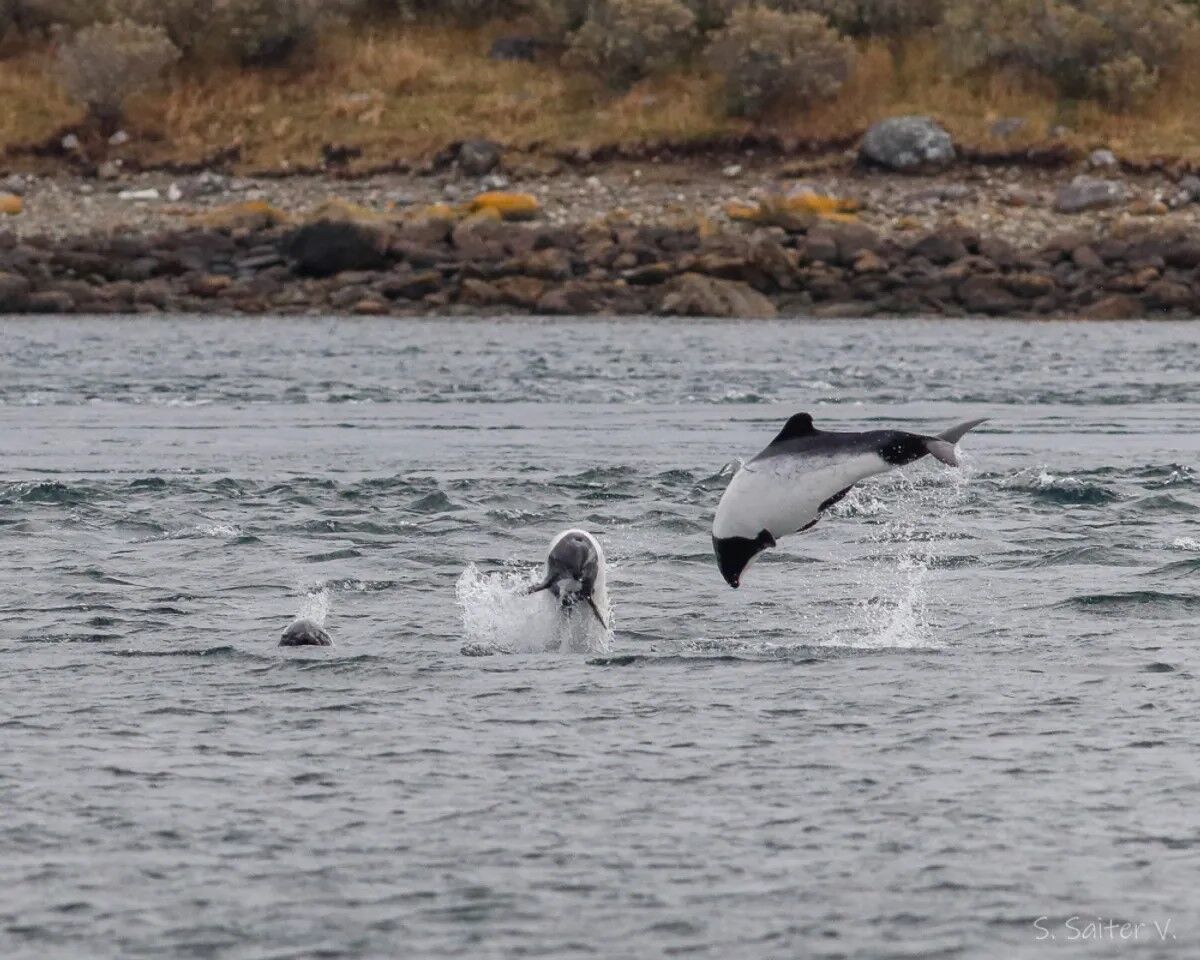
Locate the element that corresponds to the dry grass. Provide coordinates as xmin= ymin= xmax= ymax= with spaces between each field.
xmin=6 ymin=25 xmax=1200 ymax=170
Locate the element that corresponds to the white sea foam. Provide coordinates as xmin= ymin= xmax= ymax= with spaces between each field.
xmin=1171 ymin=537 xmax=1200 ymax=551
xmin=455 ymin=563 xmax=611 ymax=655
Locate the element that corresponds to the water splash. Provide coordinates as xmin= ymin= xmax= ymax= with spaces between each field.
xmin=297 ymin=587 xmax=330 ymax=627
xmin=455 ymin=563 xmax=611 ymax=656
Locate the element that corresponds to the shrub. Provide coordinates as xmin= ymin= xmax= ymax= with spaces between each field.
xmin=706 ymin=6 xmax=853 ymax=116
xmin=565 ymin=0 xmax=698 ymax=89
xmin=681 ymin=0 xmax=739 ymax=31
xmin=764 ymin=0 xmax=945 ymax=39
xmin=108 ymin=0 xmax=217 ymax=56
xmin=941 ymin=0 xmax=1191 ymax=108
xmin=55 ymin=19 xmax=179 ymax=128
xmin=10 ymin=0 xmax=99 ymax=32
xmin=212 ymin=0 xmax=321 ymax=67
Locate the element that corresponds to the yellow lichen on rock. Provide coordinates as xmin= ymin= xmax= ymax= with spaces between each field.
xmin=724 ymin=200 xmax=761 ymax=221
xmin=189 ymin=200 xmax=290 ymax=230
xmin=305 ymin=197 xmax=395 ymax=224
xmin=726 ymin=188 xmax=860 ymax=229
xmin=406 ymin=202 xmax=459 ymax=223
xmin=467 ymin=191 xmax=540 ymax=221
xmin=0 ymin=193 xmax=23 ymax=216
xmin=783 ymin=189 xmax=859 ymax=217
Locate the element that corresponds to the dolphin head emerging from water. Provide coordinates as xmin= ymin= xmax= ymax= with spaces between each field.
xmin=528 ymin=529 xmax=609 ymax=630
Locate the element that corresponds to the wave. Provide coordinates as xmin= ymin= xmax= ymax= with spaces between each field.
xmin=1000 ymin=469 xmax=1120 ymax=506
xmin=1059 ymin=591 xmax=1200 ymax=615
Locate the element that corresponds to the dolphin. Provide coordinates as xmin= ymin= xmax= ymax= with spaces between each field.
xmin=279 ymin=618 xmax=332 ymax=647
xmin=712 ymin=412 xmax=987 ymax=588
xmin=528 ymin=529 xmax=610 ymax=630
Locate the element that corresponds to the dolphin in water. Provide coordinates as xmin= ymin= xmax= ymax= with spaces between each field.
xmin=279 ymin=618 xmax=332 ymax=647
xmin=712 ymin=412 xmax=987 ymax=588
xmin=528 ymin=529 xmax=610 ymax=630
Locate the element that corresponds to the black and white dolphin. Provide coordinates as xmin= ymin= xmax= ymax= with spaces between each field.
xmin=528 ymin=529 xmax=610 ymax=630
xmin=712 ymin=413 xmax=987 ymax=588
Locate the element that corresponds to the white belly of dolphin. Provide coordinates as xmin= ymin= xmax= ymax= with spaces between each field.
xmin=712 ymin=451 xmax=890 ymax=540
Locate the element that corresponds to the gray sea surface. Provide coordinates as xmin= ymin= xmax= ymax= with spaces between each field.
xmin=1 ymin=317 xmax=1197 ymax=959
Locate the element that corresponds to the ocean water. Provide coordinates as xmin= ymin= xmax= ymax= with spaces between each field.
xmin=1 ymin=317 xmax=1197 ymax=959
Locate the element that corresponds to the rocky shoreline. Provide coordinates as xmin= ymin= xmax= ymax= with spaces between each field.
xmin=4 ymin=208 xmax=1200 ymax=318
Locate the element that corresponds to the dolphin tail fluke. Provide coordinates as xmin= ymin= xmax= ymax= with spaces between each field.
xmin=938 ymin=418 xmax=989 ymax=444
xmin=925 ymin=418 xmax=987 ymax=467
xmin=924 ymin=439 xmax=960 ymax=467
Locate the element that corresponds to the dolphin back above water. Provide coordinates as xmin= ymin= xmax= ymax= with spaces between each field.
xmin=712 ymin=413 xmax=987 ymax=588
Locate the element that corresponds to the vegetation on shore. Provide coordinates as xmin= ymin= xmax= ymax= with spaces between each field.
xmin=4 ymin=0 xmax=1200 ymax=171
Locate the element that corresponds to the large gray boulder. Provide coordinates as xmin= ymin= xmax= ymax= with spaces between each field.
xmin=860 ymin=116 xmax=956 ymax=172
xmin=1054 ymin=176 xmax=1129 ymax=214
xmin=660 ymin=273 xmax=777 ymax=318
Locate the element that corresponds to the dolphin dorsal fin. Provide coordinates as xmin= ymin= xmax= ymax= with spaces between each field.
xmin=770 ymin=412 xmax=817 ymax=445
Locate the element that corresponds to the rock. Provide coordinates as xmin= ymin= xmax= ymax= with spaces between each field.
xmin=97 ymin=160 xmax=122 ymax=181
xmin=957 ymin=276 xmax=1021 ymax=314
xmin=108 ymin=130 xmax=131 ymax=146
xmin=1128 ymin=198 xmax=1169 ymax=217
xmin=911 ymin=228 xmax=971 ymax=264
xmin=906 ymin=183 xmax=973 ymax=206
xmin=489 ymin=36 xmax=544 ymax=62
xmin=493 ymin=275 xmax=545 ymax=308
xmin=1087 ymin=148 xmax=1118 ymax=170
xmin=722 ymin=164 xmax=743 ymax=178
xmin=2 ymin=175 xmax=26 ymax=196
xmin=458 ymin=139 xmax=501 ymax=177
xmin=459 ymin=277 xmax=504 ymax=307
xmin=0 ymin=271 xmax=32 ymax=310
xmin=61 ymin=133 xmax=80 ymax=151
xmin=1145 ymin=280 xmax=1194 ymax=310
xmin=1085 ymin=294 xmax=1142 ymax=319
xmin=1071 ymin=245 xmax=1104 ymax=271
xmin=467 ymin=191 xmax=540 ymax=221
xmin=352 ymin=298 xmax=389 ymax=315
xmin=381 ymin=270 xmax=443 ymax=300
xmin=853 ymin=250 xmax=887 ymax=274
xmin=1172 ymin=175 xmax=1200 ymax=208
xmin=798 ymin=231 xmax=838 ymax=264
xmin=187 ymin=273 xmax=233 ymax=297
xmin=24 ymin=290 xmax=76 ymax=313
xmin=1164 ymin=240 xmax=1200 ymax=269
xmin=859 ymin=116 xmax=955 ymax=172
xmin=988 ymin=117 xmax=1026 ymax=140
xmin=1000 ymin=186 xmax=1040 ymax=207
xmin=535 ymin=280 xmax=612 ymax=314
xmin=1054 ymin=176 xmax=1129 ymax=213
xmin=118 ymin=188 xmax=161 ymax=202
xmin=452 ymin=217 xmax=509 ymax=260
xmin=522 ymin=247 xmax=573 ymax=280
xmin=192 ymin=200 xmax=290 ymax=231
xmin=623 ymin=261 xmax=674 ymax=285
xmin=166 ymin=182 xmax=184 ymax=202
xmin=660 ymin=273 xmax=777 ymax=318
xmin=287 ymin=220 xmax=390 ymax=277
xmin=0 ymin=193 xmax=22 ymax=216
xmin=1004 ymin=273 xmax=1056 ymax=298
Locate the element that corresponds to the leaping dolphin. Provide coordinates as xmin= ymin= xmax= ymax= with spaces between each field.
xmin=712 ymin=413 xmax=987 ymax=588
xmin=528 ymin=529 xmax=611 ymax=630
